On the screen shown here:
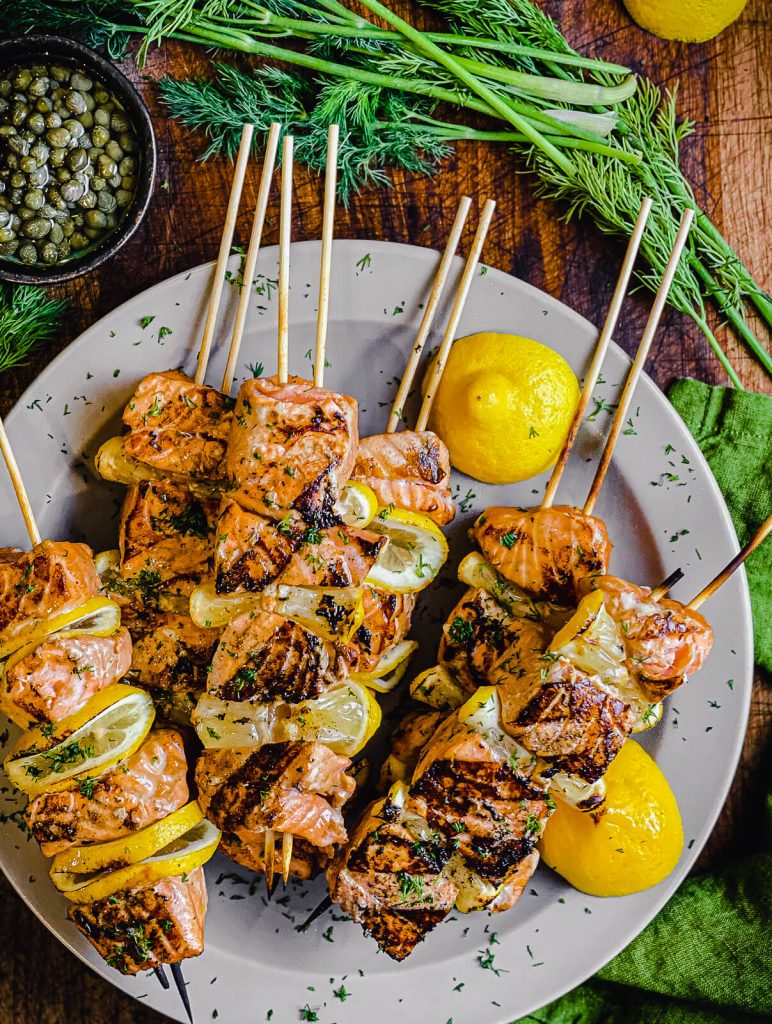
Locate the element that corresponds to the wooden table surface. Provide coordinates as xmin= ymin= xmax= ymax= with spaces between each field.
xmin=0 ymin=0 xmax=769 ymax=1020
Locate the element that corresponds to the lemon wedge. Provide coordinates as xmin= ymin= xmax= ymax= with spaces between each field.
xmin=51 ymin=801 xmax=205 ymax=876
xmin=0 ymin=596 xmax=121 ymax=662
xmin=51 ymin=817 xmax=221 ymax=904
xmin=366 ymin=508 xmax=448 ymax=593
xmin=352 ymin=640 xmax=417 ymax=693
xmin=190 ymin=579 xmax=364 ymax=641
xmin=194 ymin=681 xmax=381 ymax=757
xmin=334 ymin=481 xmax=378 ymax=527
xmin=409 ymin=665 xmax=466 ymax=710
xmin=5 ymin=684 xmax=155 ymax=796
xmin=95 ymin=435 xmax=166 ymax=486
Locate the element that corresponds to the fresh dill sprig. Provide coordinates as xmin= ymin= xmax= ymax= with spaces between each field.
xmin=0 ymin=285 xmax=68 ymax=376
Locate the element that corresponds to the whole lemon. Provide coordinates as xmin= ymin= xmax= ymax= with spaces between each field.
xmin=428 ymin=333 xmax=579 ymax=484
xmin=623 ymin=0 xmax=747 ymax=42
xmin=540 ymin=740 xmax=684 ymax=897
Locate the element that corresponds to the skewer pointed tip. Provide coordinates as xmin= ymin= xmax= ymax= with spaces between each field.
xmin=153 ymin=965 xmax=170 ymax=990
xmin=296 ymin=895 xmax=333 ymax=933
xmin=171 ymin=962 xmax=194 ymax=1024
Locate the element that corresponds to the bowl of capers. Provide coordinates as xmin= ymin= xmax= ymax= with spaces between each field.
xmin=0 ymin=34 xmax=156 ymax=284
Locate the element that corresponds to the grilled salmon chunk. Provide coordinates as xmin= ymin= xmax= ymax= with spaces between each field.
xmin=214 ymin=498 xmax=385 ymax=593
xmin=578 ymin=575 xmax=714 ymax=698
xmin=207 ymin=609 xmax=347 ymax=703
xmin=220 ymin=831 xmax=318 ymax=879
xmin=122 ymin=370 xmax=233 ymax=480
xmin=225 ymin=375 xmax=358 ymax=526
xmin=350 ymin=586 xmax=416 ymax=673
xmin=495 ymin=656 xmax=636 ymax=783
xmin=69 ymin=867 xmax=207 ymax=973
xmin=196 ymin=742 xmax=355 ymax=850
xmin=353 ymin=431 xmax=455 ymax=526
xmin=2 ymin=627 xmax=132 ymax=727
xmin=379 ymin=708 xmax=444 ymax=790
xmin=0 ymin=541 xmax=100 ymax=651
xmin=471 ymin=506 xmax=612 ymax=603
xmin=119 ymin=480 xmax=218 ymax=592
xmin=326 ymin=791 xmax=456 ymax=960
xmin=25 ymin=729 xmax=189 ymax=857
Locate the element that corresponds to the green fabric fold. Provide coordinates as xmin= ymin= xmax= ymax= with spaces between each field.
xmin=513 ymin=379 xmax=772 ymax=1024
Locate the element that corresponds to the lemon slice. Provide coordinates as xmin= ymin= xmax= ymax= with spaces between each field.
xmin=194 ymin=681 xmax=381 ymax=757
xmin=334 ymin=481 xmax=378 ymax=527
xmin=633 ymin=701 xmax=664 ymax=733
xmin=95 ymin=435 xmax=167 ymax=485
xmin=0 ymin=596 xmax=121 ymax=662
xmin=5 ymin=685 xmax=155 ymax=796
xmin=457 ymin=552 xmax=538 ymax=619
xmin=365 ymin=508 xmax=448 ymax=593
xmin=190 ymin=579 xmax=364 ymax=641
xmin=51 ymin=818 xmax=221 ymax=904
xmin=94 ymin=548 xmax=120 ymax=579
xmin=410 ymin=665 xmax=466 ymax=710
xmin=459 ymin=685 xmax=534 ymax=772
xmin=352 ymin=640 xmax=417 ymax=693
xmin=51 ymin=800 xmax=204 ymax=875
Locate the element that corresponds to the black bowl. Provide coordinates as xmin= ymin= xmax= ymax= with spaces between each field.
xmin=0 ymin=34 xmax=156 ymax=285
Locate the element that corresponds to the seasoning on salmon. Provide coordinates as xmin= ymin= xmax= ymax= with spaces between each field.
xmin=122 ymin=370 xmax=233 ymax=480
xmin=195 ymin=741 xmax=355 ymax=850
xmin=0 ymin=541 xmax=100 ymax=651
xmin=495 ymin=656 xmax=636 ymax=783
xmin=578 ymin=575 xmax=714 ymax=698
xmin=69 ymin=867 xmax=207 ymax=974
xmin=119 ymin=480 xmax=218 ymax=595
xmin=225 ymin=375 xmax=358 ymax=527
xmin=352 ymin=431 xmax=455 ymax=526
xmin=2 ymin=627 xmax=132 ymax=728
xmin=25 ymin=728 xmax=190 ymax=857
xmin=350 ymin=586 xmax=415 ymax=673
xmin=213 ymin=498 xmax=385 ymax=593
xmin=220 ymin=831 xmax=318 ymax=880
xmin=207 ymin=609 xmax=348 ymax=703
xmin=471 ymin=505 xmax=612 ymax=603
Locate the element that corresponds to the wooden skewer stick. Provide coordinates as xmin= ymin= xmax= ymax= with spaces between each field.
xmin=221 ymin=123 xmax=282 ymax=394
xmin=541 ymin=197 xmax=653 ymax=509
xmin=195 ymin=124 xmax=254 ymax=386
xmin=281 ymin=830 xmax=293 ymax=885
xmin=386 ymin=195 xmax=472 ymax=433
xmin=0 ymin=415 xmax=41 ymax=546
xmin=313 ymin=124 xmax=339 ymax=388
xmin=688 ymin=514 xmax=772 ymax=611
xmin=649 ymin=566 xmax=684 ymax=602
xmin=170 ymin=962 xmax=194 ymax=1024
xmin=277 ymin=135 xmax=294 ymax=385
xmin=153 ymin=966 xmax=170 ymax=990
xmin=583 ymin=208 xmax=695 ymax=516
xmin=415 ymin=198 xmax=496 ymax=432
xmin=264 ymin=827 xmax=276 ymax=893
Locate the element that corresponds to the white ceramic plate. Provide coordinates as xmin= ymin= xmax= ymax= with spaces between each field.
xmin=0 ymin=240 xmax=752 ymax=1024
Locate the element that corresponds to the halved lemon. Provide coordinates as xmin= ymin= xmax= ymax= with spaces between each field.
xmin=0 ymin=596 xmax=121 ymax=662
xmin=352 ymin=640 xmax=417 ymax=693
xmin=335 ymin=481 xmax=378 ymax=527
xmin=51 ymin=817 xmax=221 ymax=904
xmin=5 ymin=685 xmax=155 ymax=796
xmin=366 ymin=508 xmax=448 ymax=593
xmin=409 ymin=664 xmax=466 ymax=710
xmin=190 ymin=579 xmax=364 ymax=642
xmin=51 ymin=800 xmax=204 ymax=875
xmin=194 ymin=681 xmax=381 ymax=757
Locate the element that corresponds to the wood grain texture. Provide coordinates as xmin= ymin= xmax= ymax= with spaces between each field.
xmin=0 ymin=0 xmax=769 ymax=1019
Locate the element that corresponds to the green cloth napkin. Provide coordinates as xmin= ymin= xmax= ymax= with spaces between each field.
xmin=668 ymin=378 xmax=772 ymax=671
xmin=513 ymin=379 xmax=772 ymax=1024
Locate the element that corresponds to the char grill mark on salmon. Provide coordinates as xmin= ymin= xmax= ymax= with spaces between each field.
xmin=127 ymin=611 xmax=220 ymax=713
xmin=496 ymin=656 xmax=636 ymax=783
xmin=69 ymin=867 xmax=208 ymax=974
xmin=195 ymin=741 xmax=355 ymax=850
xmin=119 ymin=480 xmax=219 ymax=592
xmin=471 ymin=505 xmax=612 ymax=603
xmin=0 ymin=541 xmax=100 ymax=647
xmin=207 ymin=609 xmax=347 ymax=703
xmin=350 ymin=587 xmax=415 ymax=673
xmin=2 ymin=627 xmax=132 ymax=727
xmin=352 ymin=431 xmax=455 ymax=525
xmin=578 ymin=575 xmax=714 ymax=697
xmin=225 ymin=375 xmax=358 ymax=527
xmin=25 ymin=728 xmax=190 ymax=857
xmin=213 ymin=498 xmax=385 ymax=594
xmin=122 ymin=370 xmax=233 ymax=480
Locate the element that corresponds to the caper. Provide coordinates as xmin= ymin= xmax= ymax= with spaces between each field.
xmin=57 ymin=240 xmax=71 ymax=259
xmin=63 ymin=118 xmax=85 ymax=140
xmin=44 ymin=111 xmax=62 ymax=130
xmin=77 ymin=110 xmax=93 ymax=129
xmin=19 ymin=155 xmax=38 ymax=174
xmin=46 ymin=126 xmax=70 ymax=148
xmin=110 ymin=111 xmax=131 ymax=133
xmin=93 ymin=107 xmax=110 ymax=128
xmin=77 ymin=190 xmax=97 ymax=210
xmin=118 ymin=156 xmax=136 ymax=176
xmin=108 ymin=174 xmax=121 ymax=189
xmin=0 ymin=81 xmax=11 ymax=98
xmin=17 ymin=207 xmax=34 ymax=222
xmin=91 ymin=176 xmax=106 ymax=193
xmin=23 ymin=188 xmax=44 ymax=210
xmin=40 ymin=202 xmax=56 ymax=220
xmin=22 ymin=217 xmax=50 ymax=239
xmin=84 ymin=208 xmax=107 ymax=229
xmin=30 ymin=141 xmax=49 ymax=162
xmin=70 ymin=231 xmax=88 ymax=250
xmin=97 ymin=154 xmax=117 ymax=179
xmin=0 ymin=240 xmax=19 ymax=257
xmin=55 ymin=168 xmax=72 ymax=184
xmin=0 ymin=124 xmax=16 ymax=137
xmin=49 ymin=147 xmax=66 ymax=168
xmin=25 ymin=112 xmax=46 ymax=135
xmin=118 ymin=132 xmax=137 ymax=153
xmin=97 ymin=190 xmax=116 ymax=212
xmin=18 ymin=242 xmax=37 ymax=263
xmin=10 ymin=171 xmax=25 ymax=189
xmin=12 ymin=69 xmax=32 ymax=91
xmin=31 ymin=64 xmax=48 ymax=78
xmin=35 ymin=96 xmax=53 ymax=114
xmin=62 ymin=219 xmax=74 ymax=237
xmin=29 ymin=165 xmax=49 ymax=188
xmin=66 ymin=147 xmax=88 ymax=173
xmin=0 ymin=225 xmax=15 ymax=243
xmin=49 ymin=65 xmax=71 ymax=83
xmin=65 ymin=89 xmax=87 ymax=115
xmin=105 ymin=140 xmax=123 ymax=162
xmin=6 ymin=133 xmax=30 ymax=156
xmin=87 ymin=146 xmax=102 ymax=163
xmin=115 ymin=188 xmax=133 ymax=208
xmin=47 ymin=188 xmax=65 ymax=211
xmin=49 ymin=221 xmax=64 ymax=244
xmin=120 ymin=175 xmax=135 ymax=191
xmin=70 ymin=72 xmax=93 ymax=91
xmin=29 ymin=77 xmax=49 ymax=97
xmin=60 ymin=180 xmax=85 ymax=203
xmin=0 ymin=209 xmax=9 ymax=228
xmin=10 ymin=101 xmax=29 ymax=127
xmin=91 ymin=125 xmax=110 ymax=148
